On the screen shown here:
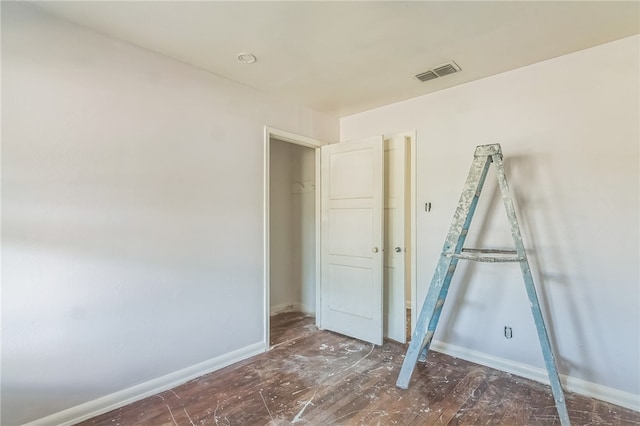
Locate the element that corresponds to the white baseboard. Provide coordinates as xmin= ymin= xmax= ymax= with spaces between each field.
xmin=430 ymin=340 xmax=640 ymax=412
xmin=270 ymin=302 xmax=315 ymax=316
xmin=24 ymin=342 xmax=266 ymax=426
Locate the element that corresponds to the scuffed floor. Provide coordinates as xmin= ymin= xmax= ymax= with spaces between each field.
xmin=79 ymin=311 xmax=639 ymax=425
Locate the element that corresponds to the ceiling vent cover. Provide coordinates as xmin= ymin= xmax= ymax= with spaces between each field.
xmin=415 ymin=70 xmax=439 ymax=82
xmin=415 ymin=61 xmax=461 ymax=82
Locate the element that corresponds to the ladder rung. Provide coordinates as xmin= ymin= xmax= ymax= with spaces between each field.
xmin=446 ymin=252 xmax=524 ymax=262
xmin=461 ymin=248 xmax=517 ymax=254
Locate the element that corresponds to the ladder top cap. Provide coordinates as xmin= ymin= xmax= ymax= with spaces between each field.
xmin=474 ymin=144 xmax=502 ymax=157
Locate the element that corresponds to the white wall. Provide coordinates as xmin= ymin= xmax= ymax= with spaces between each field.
xmin=1 ymin=3 xmax=337 ymax=425
xmin=342 ymin=35 xmax=639 ymax=401
xmin=290 ymin=144 xmax=316 ymax=313
xmin=269 ymin=139 xmax=316 ymax=314
xmin=269 ymin=139 xmax=297 ymax=311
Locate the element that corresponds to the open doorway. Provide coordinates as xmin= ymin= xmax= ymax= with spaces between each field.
xmin=264 ymin=129 xmax=416 ymax=349
xmin=264 ymin=127 xmax=322 ymax=349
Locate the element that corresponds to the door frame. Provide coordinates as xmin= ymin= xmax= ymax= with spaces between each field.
xmin=263 ymin=126 xmax=323 ymax=350
xmin=381 ymin=132 xmax=418 ymax=340
xmin=399 ymin=132 xmax=418 ymax=337
xmin=410 ymin=132 xmax=418 ymax=337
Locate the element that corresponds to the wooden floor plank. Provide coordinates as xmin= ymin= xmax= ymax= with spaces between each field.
xmin=79 ymin=312 xmax=640 ymax=426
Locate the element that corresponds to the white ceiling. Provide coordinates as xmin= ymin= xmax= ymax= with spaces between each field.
xmin=32 ymin=1 xmax=639 ymax=117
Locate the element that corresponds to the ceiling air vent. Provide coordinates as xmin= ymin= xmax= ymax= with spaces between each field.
xmin=415 ymin=61 xmax=461 ymax=82
xmin=415 ymin=70 xmax=439 ymax=82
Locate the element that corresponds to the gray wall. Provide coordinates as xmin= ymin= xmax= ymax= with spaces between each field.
xmin=342 ymin=35 xmax=640 ymax=400
xmin=1 ymin=3 xmax=337 ymax=424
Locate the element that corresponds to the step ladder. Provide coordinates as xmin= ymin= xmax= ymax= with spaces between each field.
xmin=396 ymin=144 xmax=570 ymax=426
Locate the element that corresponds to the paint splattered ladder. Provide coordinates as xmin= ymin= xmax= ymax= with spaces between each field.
xmin=396 ymin=144 xmax=570 ymax=426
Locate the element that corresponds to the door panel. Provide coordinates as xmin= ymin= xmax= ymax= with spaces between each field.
xmin=321 ymin=136 xmax=384 ymax=345
xmin=329 ymin=149 xmax=374 ymax=199
xmin=328 ymin=264 xmax=374 ymax=319
xmin=383 ymin=135 xmax=408 ymax=343
xmin=328 ymin=209 xmax=373 ymax=257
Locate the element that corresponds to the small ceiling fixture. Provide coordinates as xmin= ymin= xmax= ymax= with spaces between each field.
xmin=237 ymin=53 xmax=257 ymax=64
xmin=415 ymin=61 xmax=461 ymax=82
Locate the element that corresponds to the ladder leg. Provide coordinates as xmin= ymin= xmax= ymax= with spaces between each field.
xmin=493 ymin=154 xmax=570 ymax=426
xmin=521 ymin=262 xmax=571 ymax=426
xmin=397 ymin=151 xmax=493 ymax=389
xmin=396 ymin=257 xmax=455 ymax=388
xmin=418 ymin=259 xmax=459 ymax=362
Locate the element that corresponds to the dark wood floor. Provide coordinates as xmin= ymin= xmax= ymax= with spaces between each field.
xmin=79 ymin=312 xmax=639 ymax=425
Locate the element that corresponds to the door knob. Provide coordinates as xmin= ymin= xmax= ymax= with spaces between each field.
xmin=395 ymin=247 xmax=402 ymax=253
xmin=372 ymin=247 xmax=379 ymax=253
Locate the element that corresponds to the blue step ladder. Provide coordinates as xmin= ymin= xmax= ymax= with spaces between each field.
xmin=396 ymin=144 xmax=570 ymax=426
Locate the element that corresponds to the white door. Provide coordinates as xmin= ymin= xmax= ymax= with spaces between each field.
xmin=384 ymin=134 xmax=408 ymax=343
xmin=320 ymin=136 xmax=384 ymax=345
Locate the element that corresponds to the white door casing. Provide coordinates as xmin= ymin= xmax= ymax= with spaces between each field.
xmin=383 ymin=134 xmax=408 ymax=343
xmin=320 ymin=136 xmax=384 ymax=345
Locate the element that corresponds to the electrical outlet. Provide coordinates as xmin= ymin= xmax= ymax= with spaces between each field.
xmin=504 ymin=326 xmax=513 ymax=339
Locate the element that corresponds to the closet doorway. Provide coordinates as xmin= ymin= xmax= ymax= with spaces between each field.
xmin=264 ymin=127 xmax=322 ymax=348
